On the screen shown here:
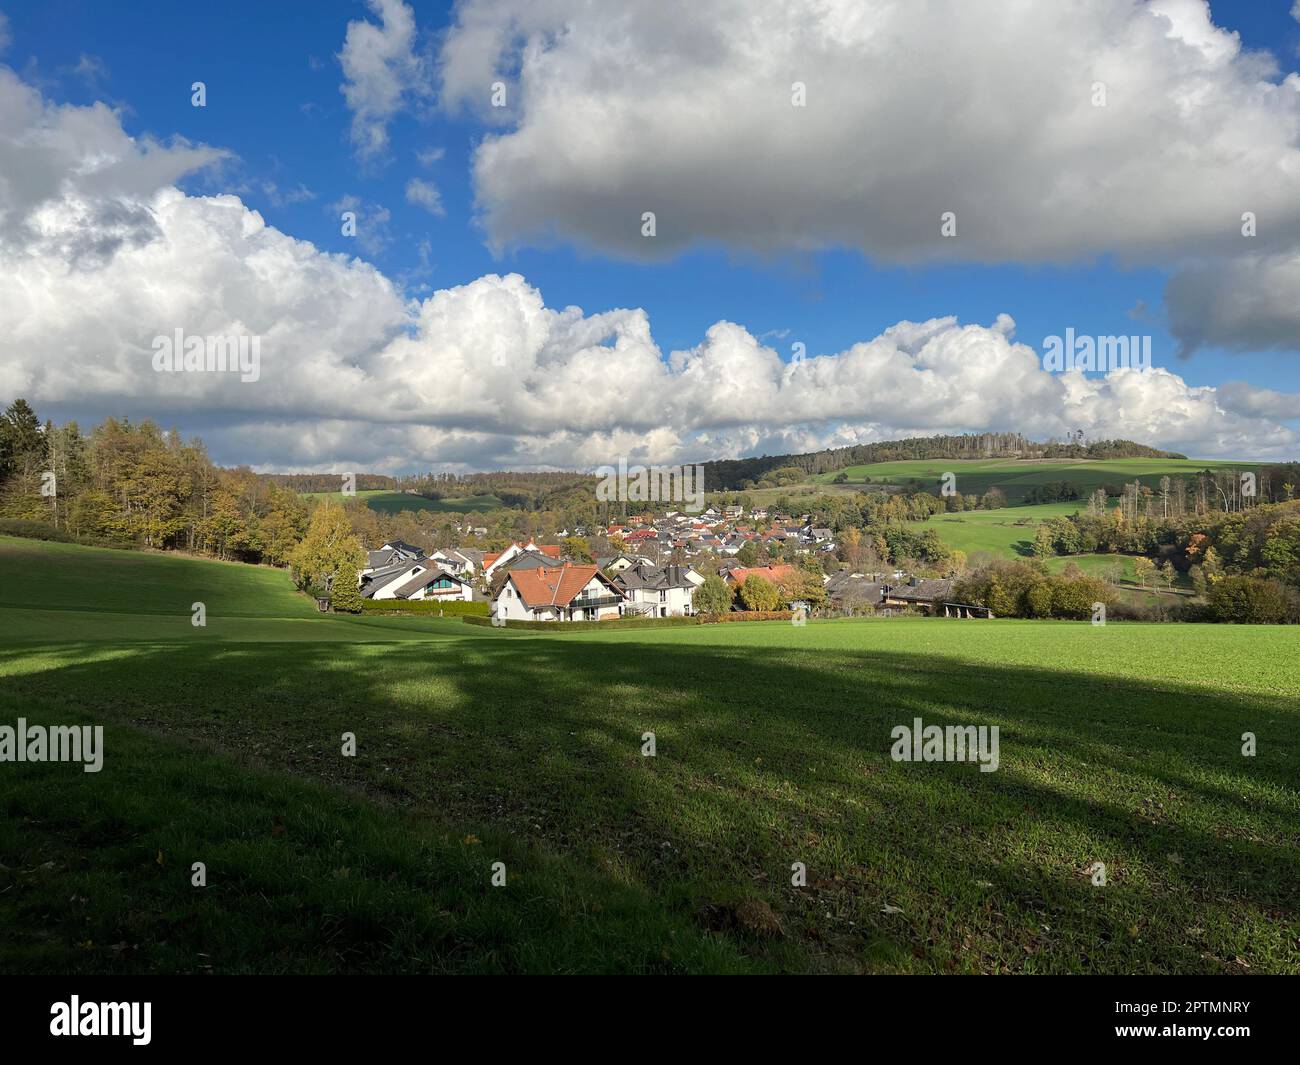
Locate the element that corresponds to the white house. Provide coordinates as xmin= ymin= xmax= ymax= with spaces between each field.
xmin=491 ymin=564 xmax=624 ymax=622
xmin=613 ymin=563 xmax=704 ymax=617
xmin=363 ymin=561 xmax=472 ymax=601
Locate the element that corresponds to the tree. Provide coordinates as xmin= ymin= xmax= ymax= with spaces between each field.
xmin=329 ymin=566 xmax=363 ymax=613
xmin=737 ymin=574 xmax=780 ymax=611
xmin=694 ymin=573 xmax=734 ymax=614
xmin=1131 ymin=556 xmax=1155 ymax=588
xmin=735 ymin=541 xmax=759 ymax=566
xmin=563 ymin=536 xmax=593 ymax=563
xmin=289 ymin=502 xmax=365 ymax=594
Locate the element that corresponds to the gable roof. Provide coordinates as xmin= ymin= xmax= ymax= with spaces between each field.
xmin=389 ymin=566 xmax=468 ymax=599
xmin=503 ymin=564 xmax=622 ymax=609
xmin=382 ymin=540 xmax=425 ymax=558
xmin=614 ymin=563 xmax=698 ymax=592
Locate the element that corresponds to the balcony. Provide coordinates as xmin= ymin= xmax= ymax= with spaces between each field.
xmin=571 ymin=595 xmax=622 ymax=609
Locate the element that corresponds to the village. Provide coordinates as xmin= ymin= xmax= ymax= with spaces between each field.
xmin=356 ymin=503 xmax=983 ymax=621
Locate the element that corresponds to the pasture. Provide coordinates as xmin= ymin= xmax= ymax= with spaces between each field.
xmin=1 ymin=537 xmax=1296 ymax=974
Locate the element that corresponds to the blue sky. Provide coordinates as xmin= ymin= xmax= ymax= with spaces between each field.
xmin=2 ymin=0 xmax=1298 ymax=470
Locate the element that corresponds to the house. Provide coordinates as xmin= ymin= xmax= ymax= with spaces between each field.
xmin=824 ymin=571 xmax=883 ymax=609
xmin=882 ymin=577 xmax=955 ymax=615
xmin=722 ymin=564 xmax=799 ymax=588
xmin=723 ymin=505 xmax=743 ymax=519
xmin=364 ymin=539 xmax=425 ymax=573
xmin=614 ymin=562 xmax=704 ymax=617
xmin=481 ymin=540 xmax=563 ymax=583
xmin=429 ymin=547 xmax=477 ymax=576
xmin=491 ymin=564 xmax=625 ymax=622
xmin=362 ymin=559 xmax=472 ymax=601
xmin=597 ymin=552 xmax=652 ymax=574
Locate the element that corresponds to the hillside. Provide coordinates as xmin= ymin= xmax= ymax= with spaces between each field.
xmin=1 ymin=537 xmax=1297 ymax=975
xmin=813 ymin=456 xmax=1255 ymax=503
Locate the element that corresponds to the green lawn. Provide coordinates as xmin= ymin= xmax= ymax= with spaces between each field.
xmin=301 ymin=489 xmax=504 ymax=515
xmin=1 ymin=537 xmax=1296 ymax=974
xmin=817 ymin=457 xmax=1255 ymax=503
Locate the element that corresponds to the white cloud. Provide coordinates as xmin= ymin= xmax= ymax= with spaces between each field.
xmin=405 ymin=176 xmax=444 ymax=215
xmin=0 ymin=63 xmax=1293 ymax=474
xmin=338 ymin=0 xmax=428 ymax=161
xmin=439 ymin=0 xmax=1300 ymax=267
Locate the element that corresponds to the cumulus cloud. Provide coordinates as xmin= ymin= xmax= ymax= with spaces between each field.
xmin=1 ymin=63 xmax=1293 ymax=474
xmin=338 ymin=0 xmax=428 ymax=161
xmin=439 ymin=0 xmax=1300 ymax=268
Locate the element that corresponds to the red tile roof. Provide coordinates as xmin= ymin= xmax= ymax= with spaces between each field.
xmin=506 ymin=564 xmax=618 ymax=609
xmin=723 ymin=564 xmax=798 ymax=586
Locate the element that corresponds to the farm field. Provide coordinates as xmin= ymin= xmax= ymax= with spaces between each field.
xmin=300 ymin=489 xmax=504 ymax=515
xmin=815 ymin=457 xmax=1254 ymax=503
xmin=1 ymin=537 xmax=1297 ymax=975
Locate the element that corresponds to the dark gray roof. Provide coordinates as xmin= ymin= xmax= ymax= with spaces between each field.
xmin=884 ymin=578 xmax=954 ymax=602
xmin=367 ymin=549 xmax=397 ymax=569
xmin=615 ymin=563 xmax=697 ymax=592
xmin=383 ymin=540 xmax=425 ymax=558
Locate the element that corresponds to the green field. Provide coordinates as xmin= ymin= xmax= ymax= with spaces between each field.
xmin=816 ymin=457 xmax=1255 ymax=503
xmin=1 ymin=536 xmax=1297 ymax=974
xmin=906 ymin=501 xmax=1085 ymax=557
xmin=301 ymin=489 xmax=503 ymax=515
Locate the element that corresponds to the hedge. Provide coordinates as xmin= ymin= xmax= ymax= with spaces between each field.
xmin=361 ymin=599 xmax=489 ymax=616
xmin=462 ymin=614 xmax=701 ymax=631
xmin=700 ymin=610 xmax=795 ymax=623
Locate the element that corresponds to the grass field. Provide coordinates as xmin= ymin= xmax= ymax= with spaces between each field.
xmin=905 ymin=501 xmax=1085 ymax=557
xmin=816 ymin=457 xmax=1255 ymax=503
xmin=1 ymin=536 xmax=1297 ymax=974
xmin=301 ymin=489 xmax=504 ymax=515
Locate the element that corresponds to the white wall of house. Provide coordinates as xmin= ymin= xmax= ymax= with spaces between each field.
xmin=407 ymin=577 xmax=472 ymax=601
xmin=370 ymin=564 xmax=429 ymax=600
xmin=623 ymin=584 xmax=695 ymax=617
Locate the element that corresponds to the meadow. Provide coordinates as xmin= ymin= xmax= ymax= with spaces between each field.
xmin=1 ymin=536 xmax=1296 ymax=974
xmin=815 ymin=457 xmax=1255 ymax=503
xmin=299 ymin=489 xmax=504 ymax=515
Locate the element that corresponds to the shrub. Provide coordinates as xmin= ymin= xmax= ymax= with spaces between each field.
xmin=1208 ymin=576 xmax=1290 ymax=624
xmin=700 ymin=610 xmax=794 ymax=623
xmin=0 ymin=518 xmax=132 ymax=550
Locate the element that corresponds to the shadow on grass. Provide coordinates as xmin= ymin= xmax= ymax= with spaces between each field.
xmin=1 ymin=628 xmax=1297 ymax=974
